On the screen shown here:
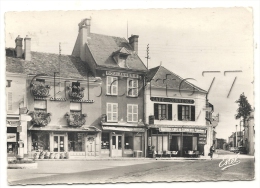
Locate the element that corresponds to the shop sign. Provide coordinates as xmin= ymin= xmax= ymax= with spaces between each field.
xmin=6 ymin=121 xmax=20 ymax=127
xmin=159 ymin=127 xmax=206 ymax=133
xmin=198 ymin=141 xmax=206 ymax=145
xmin=199 ymin=134 xmax=207 ymax=137
xmin=150 ymin=97 xmax=194 ymax=104
xmin=148 ymin=137 xmax=152 ymax=146
xmin=102 ymin=126 xmax=145 ymax=132
xmin=106 ymin=71 xmax=139 ymax=79
xmin=199 ymin=137 xmax=206 ymax=141
xmin=7 ymin=133 xmax=17 ymax=142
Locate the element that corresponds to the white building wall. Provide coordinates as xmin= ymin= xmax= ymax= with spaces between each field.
xmin=145 ymin=84 xmax=207 ymax=127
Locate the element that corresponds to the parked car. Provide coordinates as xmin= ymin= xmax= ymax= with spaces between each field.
xmin=233 ymin=147 xmax=239 ymax=153
xmin=235 ymin=146 xmax=247 ymax=154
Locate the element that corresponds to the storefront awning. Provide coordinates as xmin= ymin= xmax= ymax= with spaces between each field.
xmin=102 ymin=126 xmax=145 ymax=132
xmin=29 ymin=125 xmax=101 ymax=132
xmin=148 ymin=124 xmax=208 ymax=129
xmin=101 ymin=122 xmax=145 ymax=127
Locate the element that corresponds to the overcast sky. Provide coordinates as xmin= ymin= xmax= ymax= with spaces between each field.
xmin=5 ymin=8 xmax=254 ymax=140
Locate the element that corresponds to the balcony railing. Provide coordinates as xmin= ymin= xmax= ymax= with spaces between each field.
xmin=30 ymin=82 xmax=50 ymax=97
xmin=29 ymin=111 xmax=51 ymax=127
xmin=65 ymin=112 xmax=87 ymax=127
xmin=67 ymin=86 xmax=85 ymax=100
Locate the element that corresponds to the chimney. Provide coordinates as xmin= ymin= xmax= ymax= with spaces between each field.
xmin=24 ymin=35 xmax=31 ymax=61
xmin=78 ymin=18 xmax=91 ymax=61
xmin=15 ymin=35 xmax=23 ymax=58
xmin=128 ymin=35 xmax=139 ymax=54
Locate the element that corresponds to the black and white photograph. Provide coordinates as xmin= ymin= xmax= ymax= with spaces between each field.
xmin=1 ymin=1 xmax=259 ymax=187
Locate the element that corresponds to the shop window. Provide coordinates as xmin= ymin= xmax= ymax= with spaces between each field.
xmin=127 ymin=104 xmax=138 ymax=122
xmin=101 ymin=132 xmax=110 ymax=149
xmin=106 ymin=76 xmax=118 ymax=95
xmin=70 ymin=102 xmax=82 ymax=115
xmin=34 ymin=100 xmax=47 ymax=113
xmin=107 ymin=103 xmax=118 ymax=122
xmin=127 ymin=78 xmax=138 ymax=97
xmin=68 ymin=132 xmax=85 ymax=152
xmin=125 ymin=133 xmax=133 ymax=150
xmin=31 ymin=132 xmax=50 ymax=152
xmin=154 ymin=103 xmax=172 ymax=120
xmin=178 ymin=105 xmax=195 ymax=121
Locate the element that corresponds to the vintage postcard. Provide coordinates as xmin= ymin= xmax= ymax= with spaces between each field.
xmin=2 ymin=2 xmax=259 ymax=187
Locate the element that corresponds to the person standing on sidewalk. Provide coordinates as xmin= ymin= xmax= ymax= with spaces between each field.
xmin=210 ymin=144 xmax=215 ymax=160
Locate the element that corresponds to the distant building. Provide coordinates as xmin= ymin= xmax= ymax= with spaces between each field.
xmin=244 ymin=111 xmax=254 ymax=155
xmin=216 ymin=138 xmax=226 ymax=149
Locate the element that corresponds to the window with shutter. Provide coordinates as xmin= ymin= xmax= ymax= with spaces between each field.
xmin=107 ymin=76 xmax=118 ymax=95
xmin=127 ymin=104 xmax=138 ymax=122
xmin=168 ymin=104 xmax=172 ymax=120
xmin=127 ymin=78 xmax=138 ymax=97
xmin=7 ymin=92 xmax=12 ymax=111
xmin=177 ymin=105 xmax=195 ymax=121
xmin=107 ymin=103 xmax=118 ymax=122
xmin=154 ymin=103 xmax=159 ymax=120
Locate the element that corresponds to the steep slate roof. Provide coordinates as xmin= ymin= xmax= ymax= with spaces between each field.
xmin=147 ymin=65 xmax=207 ymax=93
xmin=6 ymin=48 xmax=93 ymax=79
xmin=86 ymin=33 xmax=147 ymax=71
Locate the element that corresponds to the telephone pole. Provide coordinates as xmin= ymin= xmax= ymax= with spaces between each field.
xmin=145 ymin=44 xmax=150 ymax=69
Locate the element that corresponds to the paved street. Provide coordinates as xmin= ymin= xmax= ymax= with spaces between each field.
xmin=7 ymin=150 xmax=254 ymax=185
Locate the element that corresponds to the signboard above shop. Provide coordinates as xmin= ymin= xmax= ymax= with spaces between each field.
xmin=106 ymin=71 xmax=139 ymax=79
xmin=102 ymin=126 xmax=145 ymax=132
xmin=159 ymin=127 xmax=206 ymax=133
xmin=150 ymin=97 xmax=194 ymax=104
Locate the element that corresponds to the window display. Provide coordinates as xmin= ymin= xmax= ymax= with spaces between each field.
xmin=101 ymin=132 xmax=110 ymax=149
xmin=31 ymin=132 xmax=50 ymax=151
xmin=68 ymin=132 xmax=85 ymax=152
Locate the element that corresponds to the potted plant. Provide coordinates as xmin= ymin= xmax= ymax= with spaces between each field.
xmin=30 ymin=82 xmax=50 ymax=97
xmin=29 ymin=111 xmax=52 ymax=127
xmin=67 ymin=85 xmax=85 ymax=100
xmin=65 ymin=112 xmax=86 ymax=127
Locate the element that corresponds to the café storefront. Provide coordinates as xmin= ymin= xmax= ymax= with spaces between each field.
xmin=147 ymin=126 xmax=207 ymax=157
xmin=28 ymin=126 xmax=101 ymax=158
xmin=101 ymin=123 xmax=146 ymax=158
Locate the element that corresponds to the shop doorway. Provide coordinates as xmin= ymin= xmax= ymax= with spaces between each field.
xmin=53 ymin=135 xmax=64 ymax=152
xmin=85 ymin=135 xmax=95 ymax=156
xmin=111 ymin=135 xmax=122 ymax=157
xmin=183 ymin=136 xmax=192 ymax=152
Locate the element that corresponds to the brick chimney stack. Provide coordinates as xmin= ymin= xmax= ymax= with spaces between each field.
xmin=78 ymin=18 xmax=91 ymax=61
xmin=128 ymin=35 xmax=139 ymax=54
xmin=24 ymin=35 xmax=31 ymax=61
xmin=15 ymin=35 xmax=23 ymax=58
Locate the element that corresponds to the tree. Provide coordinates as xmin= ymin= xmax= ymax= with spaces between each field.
xmin=235 ymin=93 xmax=252 ymax=126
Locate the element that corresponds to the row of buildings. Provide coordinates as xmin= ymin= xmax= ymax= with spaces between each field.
xmin=6 ymin=18 xmax=219 ymax=159
xmin=227 ymin=112 xmax=255 ymax=155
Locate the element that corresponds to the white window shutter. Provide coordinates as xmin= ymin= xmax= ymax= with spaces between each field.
xmin=107 ymin=103 xmax=112 ymax=121
xmin=133 ymin=105 xmax=138 ymax=122
xmin=112 ymin=103 xmax=118 ymax=122
xmin=7 ymin=92 xmax=12 ymax=111
xmin=107 ymin=76 xmax=111 ymax=94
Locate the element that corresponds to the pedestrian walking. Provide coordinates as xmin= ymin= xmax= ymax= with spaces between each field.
xmin=210 ymin=144 xmax=215 ymax=160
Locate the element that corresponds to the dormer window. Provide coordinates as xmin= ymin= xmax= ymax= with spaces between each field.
xmin=112 ymin=47 xmax=131 ymax=68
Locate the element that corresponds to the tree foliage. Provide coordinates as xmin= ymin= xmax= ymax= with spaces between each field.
xmin=235 ymin=93 xmax=252 ymax=123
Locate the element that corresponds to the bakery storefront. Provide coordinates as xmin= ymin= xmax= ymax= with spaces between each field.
xmin=101 ymin=123 xmax=146 ymax=157
xmin=148 ymin=126 xmax=207 ymax=157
